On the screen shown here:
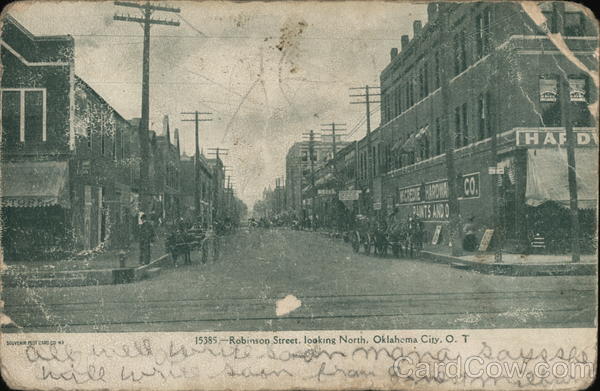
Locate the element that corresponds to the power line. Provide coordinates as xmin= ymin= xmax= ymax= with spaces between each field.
xmin=113 ymin=1 xmax=180 ymax=215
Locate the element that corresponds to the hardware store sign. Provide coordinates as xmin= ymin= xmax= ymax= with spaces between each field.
xmin=397 ymin=173 xmax=479 ymax=221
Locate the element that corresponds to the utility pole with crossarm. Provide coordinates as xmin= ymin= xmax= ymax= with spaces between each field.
xmin=181 ymin=111 xmax=213 ymax=220
xmin=113 ymin=1 xmax=180 ymax=215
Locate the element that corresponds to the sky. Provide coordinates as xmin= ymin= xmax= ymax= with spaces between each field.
xmin=7 ymin=0 xmax=428 ymax=209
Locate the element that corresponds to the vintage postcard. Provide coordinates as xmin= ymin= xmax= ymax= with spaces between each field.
xmin=0 ymin=0 xmax=598 ymax=390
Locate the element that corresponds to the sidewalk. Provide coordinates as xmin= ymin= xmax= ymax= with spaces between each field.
xmin=420 ymin=244 xmax=597 ymax=276
xmin=2 ymin=239 xmax=170 ymax=288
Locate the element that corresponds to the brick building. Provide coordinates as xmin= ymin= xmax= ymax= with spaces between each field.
xmin=285 ymin=139 xmax=350 ymax=218
xmin=1 ymin=15 xmax=141 ymax=259
xmin=373 ymin=2 xmax=597 ymax=251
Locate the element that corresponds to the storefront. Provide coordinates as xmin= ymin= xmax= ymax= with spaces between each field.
xmin=1 ymin=161 xmax=72 ymax=261
xmin=521 ymin=136 xmax=598 ymax=254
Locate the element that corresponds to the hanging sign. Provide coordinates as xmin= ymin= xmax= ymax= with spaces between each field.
xmin=339 ymin=190 xmax=361 ymax=201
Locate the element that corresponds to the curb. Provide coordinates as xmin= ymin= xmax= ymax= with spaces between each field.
xmin=420 ymin=251 xmax=597 ymax=276
xmin=2 ymin=254 xmax=172 ymax=288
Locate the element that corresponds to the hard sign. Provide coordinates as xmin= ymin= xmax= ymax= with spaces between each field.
xmin=478 ymin=229 xmax=495 ymax=252
xmin=339 ymin=190 xmax=361 ymax=201
xmin=431 ymin=225 xmax=442 ymax=245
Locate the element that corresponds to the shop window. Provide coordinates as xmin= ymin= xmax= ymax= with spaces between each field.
xmin=564 ymin=12 xmax=584 ymax=36
xmin=539 ymin=76 xmax=561 ymax=126
xmin=1 ymin=89 xmax=46 ymax=145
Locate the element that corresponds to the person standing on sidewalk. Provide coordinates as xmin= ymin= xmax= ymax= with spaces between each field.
xmin=139 ymin=213 xmax=155 ymax=265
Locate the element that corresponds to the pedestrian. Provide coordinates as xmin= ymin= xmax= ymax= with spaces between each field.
xmin=462 ymin=216 xmax=478 ymax=252
xmin=138 ymin=213 xmax=155 ymax=265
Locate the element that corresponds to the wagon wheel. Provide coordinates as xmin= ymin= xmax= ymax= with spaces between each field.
xmin=212 ymin=236 xmax=220 ymax=261
xmin=351 ymin=231 xmax=361 ymax=253
xmin=364 ymin=233 xmax=372 ymax=254
xmin=201 ymin=238 xmax=209 ymax=263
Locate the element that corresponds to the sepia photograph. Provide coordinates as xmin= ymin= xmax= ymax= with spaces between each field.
xmin=0 ymin=0 xmax=597 ymax=389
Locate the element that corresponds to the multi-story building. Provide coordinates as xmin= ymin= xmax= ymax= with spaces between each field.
xmin=1 ymin=15 xmax=142 ymax=258
xmin=148 ymin=115 xmax=181 ymax=225
xmin=179 ymin=152 xmax=214 ymax=225
xmin=374 ymin=2 xmax=597 ymax=251
xmin=285 ymin=139 xmax=350 ymax=218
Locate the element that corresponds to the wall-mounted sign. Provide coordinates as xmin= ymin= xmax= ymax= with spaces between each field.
xmin=373 ymin=202 xmax=382 ymax=210
xmin=339 ymin=190 xmax=361 ymax=201
xmin=397 ymin=173 xmax=480 ymax=206
xmin=516 ymin=130 xmax=598 ymax=147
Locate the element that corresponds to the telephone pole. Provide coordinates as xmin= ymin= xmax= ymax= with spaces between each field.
xmin=350 ymin=85 xmax=380 ymax=210
xmin=114 ymin=1 xmax=180 ymax=215
xmin=181 ymin=111 xmax=212 ymax=220
xmin=439 ymin=6 xmax=462 ymax=256
xmin=302 ymin=130 xmax=319 ymax=225
xmin=320 ymin=122 xmax=347 ymax=160
xmin=559 ymin=75 xmax=581 ymax=263
xmin=207 ymin=148 xmax=229 ymax=161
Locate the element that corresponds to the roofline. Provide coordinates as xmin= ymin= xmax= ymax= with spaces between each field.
xmin=3 ymin=13 xmax=74 ymax=42
xmin=74 ymin=75 xmax=131 ymax=125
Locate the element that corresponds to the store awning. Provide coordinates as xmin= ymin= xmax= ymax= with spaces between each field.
xmin=1 ymin=161 xmax=70 ymax=208
xmin=525 ymin=148 xmax=598 ymax=209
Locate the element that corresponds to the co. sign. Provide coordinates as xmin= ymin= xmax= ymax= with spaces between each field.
xmin=461 ymin=173 xmax=480 ymax=199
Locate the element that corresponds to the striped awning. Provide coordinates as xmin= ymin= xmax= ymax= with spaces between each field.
xmin=1 ymin=161 xmax=70 ymax=208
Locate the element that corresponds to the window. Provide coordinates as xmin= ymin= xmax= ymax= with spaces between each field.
xmin=477 ymin=93 xmax=490 ymax=140
xmin=541 ymin=9 xmax=558 ymax=34
xmin=1 ymin=89 xmax=46 ymax=146
xmin=539 ymin=76 xmax=561 ymax=126
xmin=423 ymin=63 xmax=429 ymax=97
xmin=434 ymin=51 xmax=441 ymax=89
xmin=419 ymin=66 xmax=425 ymax=99
xmin=476 ymin=9 xmax=491 ymax=59
xmin=462 ymin=103 xmax=469 ymax=145
xmin=570 ymin=77 xmax=591 ymax=126
xmin=435 ymin=117 xmax=443 ymax=155
xmin=564 ymin=12 xmax=584 ymax=36
xmin=454 ymin=106 xmax=462 ymax=147
xmin=454 ymin=31 xmax=467 ymax=75
xmin=1 ymin=90 xmax=20 ymax=148
xmin=101 ymin=128 xmax=105 ymax=156
xmin=395 ymin=87 xmax=401 ymax=116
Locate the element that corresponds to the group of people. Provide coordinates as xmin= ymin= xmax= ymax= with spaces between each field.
xmin=137 ymin=213 xmax=227 ymax=266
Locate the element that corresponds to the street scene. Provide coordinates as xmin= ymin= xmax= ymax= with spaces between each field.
xmin=1 ymin=1 xmax=598 ymax=333
xmin=2 ymin=227 xmax=596 ymax=332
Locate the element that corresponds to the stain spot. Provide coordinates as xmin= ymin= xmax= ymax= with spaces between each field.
xmin=276 ymin=294 xmax=301 ymax=316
